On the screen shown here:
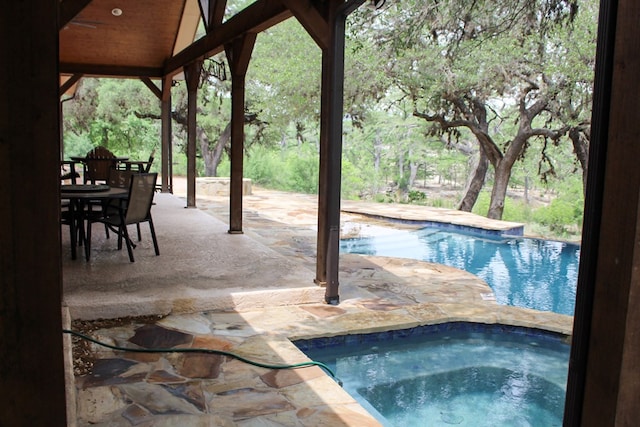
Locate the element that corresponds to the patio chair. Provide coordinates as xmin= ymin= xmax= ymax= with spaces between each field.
xmin=60 ymin=161 xmax=80 ymax=184
xmin=85 ymin=173 xmax=159 ymax=262
xmin=83 ymin=146 xmax=117 ymax=184
xmin=60 ymin=201 xmax=83 ymax=260
xmin=119 ymin=149 xmax=155 ymax=173
xmin=103 ymin=167 xmax=141 ymax=239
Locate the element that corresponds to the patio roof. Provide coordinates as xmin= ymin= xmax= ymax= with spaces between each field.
xmin=59 ymin=0 xmax=199 ymax=78
xmin=58 ymin=0 xmax=292 ymax=80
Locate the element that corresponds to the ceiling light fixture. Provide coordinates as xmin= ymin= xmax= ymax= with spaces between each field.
xmin=111 ymin=8 xmax=123 ymax=16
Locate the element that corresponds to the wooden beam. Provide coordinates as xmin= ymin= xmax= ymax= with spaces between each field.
xmin=226 ymin=33 xmax=256 ymax=77
xmin=58 ymin=0 xmax=93 ymax=28
xmin=165 ymin=0 xmax=291 ymax=76
xmin=140 ymin=77 xmax=163 ymax=100
xmin=59 ymin=73 xmax=83 ymax=97
xmin=280 ymin=0 xmax=330 ymax=50
xmin=207 ymin=0 xmax=227 ymax=30
xmin=59 ymin=63 xmax=165 ymax=78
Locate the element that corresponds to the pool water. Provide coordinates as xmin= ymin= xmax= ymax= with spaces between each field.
xmin=296 ymin=324 xmax=569 ymax=427
xmin=340 ymin=225 xmax=580 ymax=315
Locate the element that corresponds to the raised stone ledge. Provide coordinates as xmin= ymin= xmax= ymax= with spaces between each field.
xmin=196 ymin=177 xmax=252 ymax=196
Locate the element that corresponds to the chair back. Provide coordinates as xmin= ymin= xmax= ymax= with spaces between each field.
xmin=125 ymin=173 xmax=157 ymax=224
xmin=84 ymin=147 xmax=117 ymax=183
xmin=144 ymin=149 xmax=155 ymax=172
xmin=108 ymin=168 xmax=134 ymax=189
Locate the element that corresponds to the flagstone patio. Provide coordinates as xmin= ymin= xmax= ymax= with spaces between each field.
xmin=62 ymin=182 xmax=573 ymax=426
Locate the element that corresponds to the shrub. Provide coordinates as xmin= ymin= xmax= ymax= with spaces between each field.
xmin=408 ymin=189 xmax=427 ymax=204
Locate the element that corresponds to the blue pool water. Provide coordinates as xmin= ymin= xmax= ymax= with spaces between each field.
xmin=340 ymin=225 xmax=580 ymax=315
xmin=296 ymin=323 xmax=569 ymax=427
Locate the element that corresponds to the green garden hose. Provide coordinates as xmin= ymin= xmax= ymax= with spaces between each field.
xmin=62 ymin=329 xmax=341 ymax=385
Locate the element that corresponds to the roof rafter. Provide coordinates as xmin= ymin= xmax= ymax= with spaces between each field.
xmin=280 ymin=0 xmax=329 ymax=50
xmin=58 ymin=0 xmax=93 ymax=28
xmin=165 ymin=0 xmax=291 ymax=76
xmin=203 ymin=0 xmax=227 ymax=31
xmin=59 ymin=63 xmax=165 ymax=78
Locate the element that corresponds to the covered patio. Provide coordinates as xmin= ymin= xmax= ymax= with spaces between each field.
xmin=62 ymin=192 xmax=323 ymax=320
xmin=3 ymin=0 xmax=640 ymax=425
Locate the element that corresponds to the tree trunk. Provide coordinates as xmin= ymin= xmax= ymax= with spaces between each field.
xmin=409 ymin=160 xmax=419 ymax=188
xmin=201 ymin=122 xmax=230 ymax=176
xmin=458 ymin=148 xmax=489 ymax=211
xmin=373 ymin=130 xmax=382 ymax=173
xmin=569 ymin=126 xmax=589 ymax=197
xmin=487 ymin=160 xmax=512 ymax=219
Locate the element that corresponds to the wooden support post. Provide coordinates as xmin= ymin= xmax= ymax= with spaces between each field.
xmin=225 ymin=33 xmax=257 ymax=233
xmin=566 ymin=0 xmax=640 ymax=424
xmin=184 ymin=61 xmax=202 ymax=208
xmin=161 ymin=76 xmax=173 ymax=193
xmin=315 ymin=0 xmax=365 ymax=303
xmin=1 ymin=0 xmax=67 ymax=424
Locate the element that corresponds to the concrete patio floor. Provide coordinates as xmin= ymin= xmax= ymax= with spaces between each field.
xmin=62 ymin=181 xmax=574 ymax=426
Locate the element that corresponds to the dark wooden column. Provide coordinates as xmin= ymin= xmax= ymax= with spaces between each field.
xmin=225 ymin=33 xmax=256 ymax=233
xmin=565 ymin=0 xmax=640 ymax=424
xmin=0 ymin=0 xmax=67 ymax=424
xmin=140 ymin=76 xmax=172 ymax=193
xmin=183 ymin=61 xmax=202 ymax=208
xmin=161 ymin=76 xmax=173 ymax=193
xmin=284 ymin=0 xmax=366 ymax=301
xmin=314 ymin=0 xmax=364 ymax=303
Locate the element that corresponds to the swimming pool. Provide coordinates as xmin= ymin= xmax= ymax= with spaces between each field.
xmin=340 ymin=224 xmax=580 ymax=315
xmin=296 ymin=323 xmax=569 ymax=426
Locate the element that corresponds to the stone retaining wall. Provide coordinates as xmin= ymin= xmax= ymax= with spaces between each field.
xmin=196 ymin=177 xmax=252 ymax=196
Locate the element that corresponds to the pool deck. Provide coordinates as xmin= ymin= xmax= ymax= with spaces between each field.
xmin=63 ymin=183 xmax=573 ymax=426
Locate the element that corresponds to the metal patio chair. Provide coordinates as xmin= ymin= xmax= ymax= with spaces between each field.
xmin=85 ymin=173 xmax=159 ymax=262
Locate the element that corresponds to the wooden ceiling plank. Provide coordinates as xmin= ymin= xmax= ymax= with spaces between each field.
xmin=165 ymin=0 xmax=291 ymax=76
xmin=140 ymin=77 xmax=163 ymax=100
xmin=59 ymin=0 xmax=94 ymax=28
xmin=280 ymin=0 xmax=329 ymax=50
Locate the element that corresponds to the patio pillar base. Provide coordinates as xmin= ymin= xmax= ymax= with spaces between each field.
xmin=325 ymin=294 xmax=340 ymax=305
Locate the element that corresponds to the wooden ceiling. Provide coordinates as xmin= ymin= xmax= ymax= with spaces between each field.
xmin=58 ymin=0 xmax=293 ymax=80
xmin=59 ymin=0 xmax=199 ymax=78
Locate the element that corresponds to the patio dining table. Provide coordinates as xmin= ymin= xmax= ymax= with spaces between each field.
xmin=61 ymin=184 xmax=128 ymax=260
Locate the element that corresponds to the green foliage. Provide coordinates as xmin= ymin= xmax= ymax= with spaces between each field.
xmin=62 ymin=133 xmax=94 ymax=159
xmin=62 ymin=78 xmax=160 ymax=160
xmin=472 ymin=191 xmax=534 ymax=223
xmin=408 ymin=190 xmax=427 ymax=204
xmin=248 ymin=19 xmax=321 ymax=131
xmin=284 ymin=146 xmax=319 ymax=193
xmin=340 ymin=159 xmax=366 ymax=199
xmin=533 ymin=180 xmax=584 ymax=234
xmin=471 ymin=192 xmax=491 ymax=217
xmin=244 ymin=145 xmax=319 ymax=193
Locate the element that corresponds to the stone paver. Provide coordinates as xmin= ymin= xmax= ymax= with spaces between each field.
xmin=65 ymin=182 xmax=574 ymax=426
